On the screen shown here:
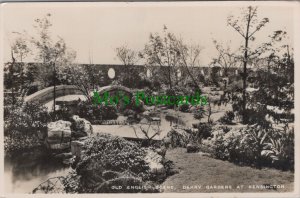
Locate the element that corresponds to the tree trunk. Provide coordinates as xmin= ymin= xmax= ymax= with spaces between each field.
xmin=242 ymin=9 xmax=251 ymax=124
xmin=53 ymin=62 xmax=56 ymax=115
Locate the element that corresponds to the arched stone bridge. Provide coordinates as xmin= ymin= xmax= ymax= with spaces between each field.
xmin=95 ymin=85 xmax=133 ymax=96
xmin=24 ymin=84 xmax=134 ymax=105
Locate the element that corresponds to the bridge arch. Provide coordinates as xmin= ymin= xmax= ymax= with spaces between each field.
xmin=24 ymin=85 xmax=82 ymax=104
xmin=95 ymin=85 xmax=133 ymax=96
xmin=24 ymin=85 xmax=135 ymax=106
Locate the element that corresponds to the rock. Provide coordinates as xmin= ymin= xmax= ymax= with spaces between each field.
xmin=187 ymin=143 xmax=199 ymax=153
xmin=155 ymin=147 xmax=167 ymax=157
xmin=71 ymin=115 xmax=93 ymax=137
xmin=144 ymin=150 xmax=166 ymax=179
xmin=102 ymin=170 xmax=119 ymax=180
xmin=139 ymin=118 xmax=149 ymax=124
xmin=198 ymin=151 xmax=212 ymax=157
xmin=46 ymin=120 xmax=72 ymax=150
xmin=145 ymin=106 xmax=155 ymax=111
xmin=142 ymin=111 xmax=150 ymax=116
xmin=160 ymin=106 xmax=168 ymax=110
xmin=211 ymin=129 xmax=224 ymax=139
xmin=150 ymin=117 xmax=161 ymax=122
xmin=189 ymin=106 xmax=196 ymax=112
xmin=53 ymin=152 xmax=73 ymax=159
xmin=62 ymin=157 xmax=74 ymax=165
xmin=190 ymin=128 xmax=199 ymax=133
xmin=162 ymin=137 xmax=171 ymax=148
xmin=116 ymin=116 xmax=127 ymax=122
xmin=192 ymin=122 xmax=199 ymax=128
xmin=71 ymin=140 xmax=85 ymax=158
xmin=165 ymin=128 xmax=190 ymax=148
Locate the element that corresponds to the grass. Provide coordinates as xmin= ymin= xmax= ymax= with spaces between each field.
xmin=162 ymin=148 xmax=294 ymax=193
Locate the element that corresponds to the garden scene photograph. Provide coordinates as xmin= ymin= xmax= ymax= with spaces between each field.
xmin=1 ymin=2 xmax=296 ymax=195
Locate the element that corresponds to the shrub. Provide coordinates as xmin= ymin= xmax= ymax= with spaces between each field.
xmin=74 ymin=134 xmax=156 ymax=193
xmin=196 ymin=123 xmax=213 ymax=140
xmin=211 ymin=125 xmax=294 ymax=170
xmin=193 ymin=108 xmax=205 ymax=120
xmin=219 ymin=111 xmax=235 ymax=124
xmin=4 ymin=101 xmax=50 ymax=153
xmin=221 ymin=126 xmax=231 ymax=133
xmin=101 ymin=105 xmax=118 ymax=120
xmin=49 ymin=104 xmax=72 ymax=121
xmin=76 ymin=100 xmax=118 ymax=123
xmin=261 ymin=127 xmax=294 ymax=171
xmin=4 ymin=101 xmax=50 ymax=137
xmin=4 ymin=135 xmax=42 ymax=153
xmin=178 ymin=104 xmax=190 ymax=112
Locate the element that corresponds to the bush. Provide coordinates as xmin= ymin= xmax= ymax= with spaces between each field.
xmin=76 ymin=100 xmax=118 ymax=123
xmin=178 ymin=104 xmax=190 ymax=112
xmin=219 ymin=111 xmax=235 ymax=124
xmin=4 ymin=134 xmax=42 ymax=153
xmin=196 ymin=123 xmax=213 ymax=140
xmin=261 ymin=127 xmax=294 ymax=171
xmin=4 ymin=101 xmax=50 ymax=153
xmin=211 ymin=125 xmax=294 ymax=170
xmin=4 ymin=101 xmax=50 ymax=137
xmin=74 ymin=134 xmax=157 ymax=193
xmin=193 ymin=108 xmax=205 ymax=120
xmin=221 ymin=126 xmax=231 ymax=133
xmin=49 ymin=104 xmax=73 ymax=121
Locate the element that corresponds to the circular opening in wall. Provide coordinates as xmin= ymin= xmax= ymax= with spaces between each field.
xmin=108 ymin=68 xmax=115 ymax=79
xmin=146 ymin=69 xmax=152 ymax=78
xmin=177 ymin=69 xmax=182 ymax=78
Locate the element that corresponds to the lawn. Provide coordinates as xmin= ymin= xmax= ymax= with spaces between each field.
xmin=162 ymin=148 xmax=294 ymax=193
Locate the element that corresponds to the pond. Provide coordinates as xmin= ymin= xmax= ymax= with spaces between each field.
xmin=4 ymin=110 xmax=189 ymax=193
xmin=4 ymin=148 xmax=70 ymax=193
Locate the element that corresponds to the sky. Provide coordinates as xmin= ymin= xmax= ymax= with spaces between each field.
xmin=0 ymin=2 xmax=296 ymax=66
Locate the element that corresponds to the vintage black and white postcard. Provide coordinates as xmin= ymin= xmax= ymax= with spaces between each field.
xmin=0 ymin=1 xmax=299 ymax=198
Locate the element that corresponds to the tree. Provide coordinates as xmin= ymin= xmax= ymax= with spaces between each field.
xmin=62 ymin=64 xmax=104 ymax=102
xmin=176 ymin=39 xmax=213 ymax=123
xmin=115 ymin=45 xmax=138 ymax=66
xmin=4 ymin=34 xmax=32 ymax=104
xmin=211 ymin=40 xmax=241 ymax=76
xmin=139 ymin=26 xmax=180 ymax=90
xmin=11 ymin=36 xmax=31 ymax=62
xmin=248 ymin=31 xmax=294 ymax=127
xmin=227 ymin=6 xmax=269 ymax=123
xmin=31 ymin=13 xmax=76 ymax=113
xmin=115 ymin=45 xmax=141 ymax=88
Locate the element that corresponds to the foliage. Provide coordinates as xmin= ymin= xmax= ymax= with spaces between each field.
xmin=76 ymin=100 xmax=118 ymax=123
xmin=49 ymin=104 xmax=73 ymax=121
xmin=4 ymin=101 xmax=50 ymax=137
xmin=139 ymin=26 xmax=180 ymax=90
xmin=197 ymin=123 xmax=213 ymax=140
xmin=189 ymin=123 xmax=212 ymax=144
xmin=212 ymin=125 xmax=294 ymax=170
xmin=4 ymin=134 xmax=42 ymax=153
xmin=193 ymin=109 xmax=204 ymax=120
xmin=219 ymin=111 xmax=235 ymax=124
xmin=261 ymin=127 xmax=294 ymax=170
xmin=59 ymin=64 xmax=104 ymax=101
xmin=115 ymin=45 xmax=138 ymax=66
xmin=178 ymin=103 xmax=190 ymax=112
xmin=73 ymin=134 xmax=156 ymax=193
xmin=4 ymin=101 xmax=50 ymax=153
xmin=221 ymin=126 xmax=231 ymax=133
xmin=211 ymin=40 xmax=240 ymax=76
